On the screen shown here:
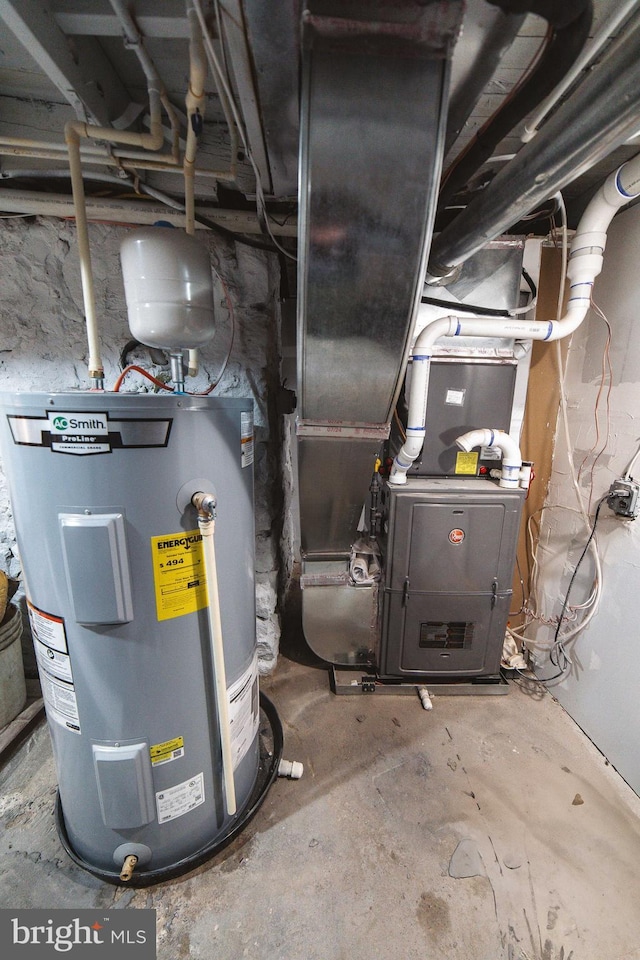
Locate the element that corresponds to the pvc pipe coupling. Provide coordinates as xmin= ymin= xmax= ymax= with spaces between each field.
xmin=278 ymin=759 xmax=304 ymax=780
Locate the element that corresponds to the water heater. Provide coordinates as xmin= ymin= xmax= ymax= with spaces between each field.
xmin=0 ymin=391 xmax=261 ymax=882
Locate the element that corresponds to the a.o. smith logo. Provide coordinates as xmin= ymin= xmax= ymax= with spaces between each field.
xmin=0 ymin=909 xmax=156 ymax=957
xmin=49 ymin=412 xmax=109 ymax=434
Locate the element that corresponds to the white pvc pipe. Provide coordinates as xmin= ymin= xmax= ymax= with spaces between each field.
xmin=197 ymin=509 xmax=237 ymax=817
xmin=522 ymin=0 xmax=640 ymax=144
xmin=456 ymin=428 xmax=522 ymax=488
xmin=389 ymin=154 xmax=640 ymax=485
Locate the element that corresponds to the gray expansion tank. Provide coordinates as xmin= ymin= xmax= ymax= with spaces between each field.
xmin=0 ymin=391 xmax=259 ymax=877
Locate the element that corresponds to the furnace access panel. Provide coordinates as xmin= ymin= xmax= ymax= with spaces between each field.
xmin=379 ymin=478 xmax=524 ymax=680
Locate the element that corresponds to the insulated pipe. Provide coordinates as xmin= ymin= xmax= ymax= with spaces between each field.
xmin=456 ymin=428 xmax=522 ymax=488
xmin=109 ymin=0 xmax=180 ymax=162
xmin=521 ymin=0 xmax=640 ymax=143
xmin=427 ymin=16 xmax=640 ymax=280
xmin=192 ymin=492 xmax=237 ymax=817
xmin=389 ymin=154 xmax=640 ymax=485
xmin=439 ymin=0 xmax=593 ymax=211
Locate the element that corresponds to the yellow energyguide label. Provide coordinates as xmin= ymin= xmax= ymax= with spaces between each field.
xmin=151 ymin=529 xmax=208 ymax=621
xmin=150 ymin=736 xmax=185 ymax=766
xmin=455 ymin=451 xmax=479 ymax=475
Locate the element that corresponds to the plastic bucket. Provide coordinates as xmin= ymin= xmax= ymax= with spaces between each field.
xmin=0 ymin=604 xmax=27 ymax=727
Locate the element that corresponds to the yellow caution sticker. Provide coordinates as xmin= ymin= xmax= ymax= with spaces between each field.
xmin=455 ymin=451 xmax=479 ymax=475
xmin=150 ymin=736 xmax=185 ymax=766
xmin=151 ymin=529 xmax=208 ymax=621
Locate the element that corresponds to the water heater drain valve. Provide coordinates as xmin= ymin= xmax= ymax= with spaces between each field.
xmin=607 ymin=478 xmax=639 ymax=519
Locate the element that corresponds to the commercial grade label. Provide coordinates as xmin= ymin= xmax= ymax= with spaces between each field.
xmin=7 ymin=410 xmax=172 ymax=457
xmin=150 ymin=530 xmax=208 ymax=621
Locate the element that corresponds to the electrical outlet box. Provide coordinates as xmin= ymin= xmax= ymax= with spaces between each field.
xmin=607 ymin=478 xmax=640 ymax=519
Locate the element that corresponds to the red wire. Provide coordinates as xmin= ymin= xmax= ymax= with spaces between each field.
xmin=112 ymin=365 xmax=174 ymax=392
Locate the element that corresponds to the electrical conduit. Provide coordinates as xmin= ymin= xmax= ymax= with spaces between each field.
xmin=192 ymin=492 xmax=237 ymax=817
xmin=389 ymin=154 xmax=640 ymax=485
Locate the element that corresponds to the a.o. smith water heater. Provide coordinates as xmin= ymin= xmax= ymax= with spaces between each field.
xmin=0 ymin=391 xmax=262 ymax=882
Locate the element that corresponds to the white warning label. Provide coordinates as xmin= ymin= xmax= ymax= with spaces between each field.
xmin=228 ymin=654 xmax=259 ymax=770
xmin=156 ymin=772 xmax=205 ymax=824
xmin=241 ymin=411 xmax=254 ymax=468
xmin=27 ymin=602 xmax=80 ymax=733
xmin=40 ymin=671 xmax=81 ymax=735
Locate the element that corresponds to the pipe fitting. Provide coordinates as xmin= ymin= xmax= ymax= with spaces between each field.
xmin=278 ymin=759 xmax=304 ymax=780
xmin=455 ymin=428 xmax=522 ymax=488
xmin=119 ymin=854 xmax=138 ymax=883
xmin=192 ymin=491 xmax=217 ymax=519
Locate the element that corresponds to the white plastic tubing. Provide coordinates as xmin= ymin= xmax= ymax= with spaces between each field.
xmin=389 ymin=153 xmax=640 ymax=485
xmin=193 ymin=493 xmax=237 ymax=817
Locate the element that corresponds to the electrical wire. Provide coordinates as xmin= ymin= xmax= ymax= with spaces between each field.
xmin=539 ymin=494 xmax=607 ymax=682
xmin=113 ymin=364 xmax=173 ymax=392
xmin=508 ymin=199 xmax=604 ymax=663
xmin=576 ymin=300 xmax=613 ymax=510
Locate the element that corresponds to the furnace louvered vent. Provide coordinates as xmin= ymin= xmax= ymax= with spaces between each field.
xmin=419 ymin=621 xmax=474 ymax=650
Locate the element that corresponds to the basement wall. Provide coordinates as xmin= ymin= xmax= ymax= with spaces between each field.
xmin=532 ymin=203 xmax=640 ymax=796
xmin=0 ymin=216 xmax=288 ymax=675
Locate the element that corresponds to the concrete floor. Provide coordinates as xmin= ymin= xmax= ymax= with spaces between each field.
xmin=1 ymin=625 xmax=640 ymax=960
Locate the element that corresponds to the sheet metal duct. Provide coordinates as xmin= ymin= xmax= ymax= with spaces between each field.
xmin=296 ymin=1 xmax=463 ymax=662
xmin=297 ymin=0 xmax=463 ymax=556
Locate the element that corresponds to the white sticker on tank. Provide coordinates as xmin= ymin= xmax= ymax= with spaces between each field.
xmin=35 ymin=640 xmax=73 ymax=684
xmin=228 ymin=654 xmax=259 ymax=771
xmin=156 ymin=772 xmax=205 ymax=824
xmin=40 ymin=671 xmax=81 ymax=735
xmin=241 ymin=411 xmax=254 ymax=468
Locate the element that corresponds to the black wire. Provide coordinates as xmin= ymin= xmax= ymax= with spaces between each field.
xmin=420 ymin=296 xmax=511 ymax=317
xmin=536 ymin=494 xmax=607 ymax=682
xmin=421 ymin=266 xmax=536 ymax=317
xmin=194 ymin=211 xmax=281 ymax=253
xmin=522 ymin=267 xmax=537 ymax=300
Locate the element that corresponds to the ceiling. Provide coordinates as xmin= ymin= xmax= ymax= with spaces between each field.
xmin=0 ymin=0 xmax=639 ymax=238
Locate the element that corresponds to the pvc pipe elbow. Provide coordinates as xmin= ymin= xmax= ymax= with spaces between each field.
xmin=455 ymin=429 xmax=522 ymax=486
